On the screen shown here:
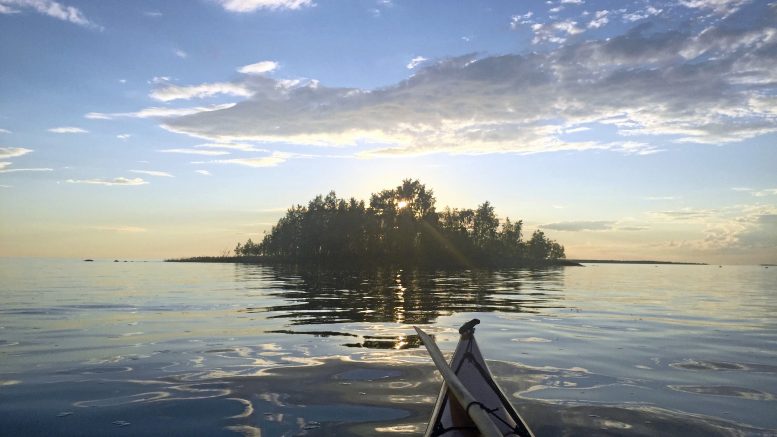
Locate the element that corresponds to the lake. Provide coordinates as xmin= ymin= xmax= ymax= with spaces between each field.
xmin=1 ymin=259 xmax=775 ymax=436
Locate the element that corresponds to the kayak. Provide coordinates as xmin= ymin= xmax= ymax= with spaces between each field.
xmin=415 ymin=320 xmax=534 ymax=437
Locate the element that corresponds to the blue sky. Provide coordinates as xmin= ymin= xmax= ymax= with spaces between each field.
xmin=1 ymin=0 xmax=776 ymax=263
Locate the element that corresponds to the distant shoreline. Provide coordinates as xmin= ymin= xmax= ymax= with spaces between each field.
xmin=165 ymin=255 xmax=583 ymax=268
xmin=569 ymin=259 xmax=707 ymax=265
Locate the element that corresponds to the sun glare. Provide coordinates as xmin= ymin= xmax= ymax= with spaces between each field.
xmin=397 ymin=200 xmax=408 ymax=209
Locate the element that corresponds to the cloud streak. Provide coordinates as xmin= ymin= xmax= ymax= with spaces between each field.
xmin=130 ymin=170 xmax=174 ymax=178
xmin=0 ymin=147 xmax=33 ymax=159
xmin=85 ymin=103 xmax=236 ymax=120
xmin=48 ymin=126 xmax=88 ymax=134
xmin=0 ymin=0 xmax=100 ymax=29
xmin=215 ymin=0 xmax=314 ymax=12
xmin=66 ymin=177 xmax=149 ymax=186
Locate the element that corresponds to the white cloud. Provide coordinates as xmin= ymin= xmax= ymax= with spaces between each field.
xmin=149 ymin=80 xmax=252 ymax=102
xmin=238 ymin=60 xmax=279 ymax=75
xmin=510 ymin=12 xmax=534 ymax=30
xmin=732 ymin=187 xmax=777 ymax=197
xmin=406 ymin=56 xmax=428 ymax=70
xmin=133 ymin=2 xmax=777 ymax=158
xmin=194 ymin=142 xmax=269 ymax=152
xmin=0 ymin=147 xmax=32 ymax=159
xmin=85 ymin=103 xmax=236 ymax=120
xmin=587 ymin=10 xmax=609 ymax=29
xmin=174 ymin=49 xmax=188 ymax=59
xmin=0 ymin=0 xmax=100 ymax=29
xmin=144 ymin=10 xmax=162 ymax=17
xmin=195 ymin=169 xmax=211 ymax=176
xmin=0 ymin=128 xmax=11 ymax=134
xmin=0 ymin=167 xmax=53 ymax=173
xmin=0 ymin=162 xmax=9 ymax=169
xmin=48 ymin=126 xmax=88 ymax=134
xmin=196 ymin=152 xmax=291 ymax=168
xmin=117 ymin=134 xmax=131 ymax=140
xmin=215 ymin=0 xmax=314 ymax=12
xmin=561 ymin=0 xmax=583 ymax=4
xmin=158 ymin=148 xmax=230 ymax=156
xmin=679 ymin=0 xmax=749 ymax=16
xmin=130 ymin=170 xmax=174 ymax=178
xmin=531 ymin=19 xmax=584 ymax=44
xmin=543 ymin=220 xmax=615 ymax=231
xmin=66 ymin=177 xmax=149 ymax=186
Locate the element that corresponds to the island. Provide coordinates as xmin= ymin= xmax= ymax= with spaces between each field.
xmin=170 ymin=180 xmax=579 ymax=268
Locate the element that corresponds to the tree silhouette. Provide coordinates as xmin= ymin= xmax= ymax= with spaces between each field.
xmin=234 ymin=179 xmax=566 ymax=267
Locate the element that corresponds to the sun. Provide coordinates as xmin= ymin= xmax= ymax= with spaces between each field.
xmin=397 ymin=200 xmax=408 ymax=209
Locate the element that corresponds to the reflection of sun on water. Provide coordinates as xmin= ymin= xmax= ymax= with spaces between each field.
xmin=397 ymin=200 xmax=408 ymax=209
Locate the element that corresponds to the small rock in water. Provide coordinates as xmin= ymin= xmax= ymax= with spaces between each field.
xmin=57 ymin=411 xmax=73 ymax=417
xmin=112 ymin=420 xmax=131 ymax=427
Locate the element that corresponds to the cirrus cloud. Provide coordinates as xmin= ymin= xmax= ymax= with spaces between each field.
xmin=66 ymin=177 xmax=149 ymax=186
xmin=48 ymin=126 xmax=88 ymax=134
xmin=0 ymin=0 xmax=100 ymax=29
xmin=214 ymin=0 xmax=314 ymax=12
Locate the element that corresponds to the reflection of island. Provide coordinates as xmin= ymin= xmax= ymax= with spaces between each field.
xmin=237 ymin=264 xmax=567 ymax=327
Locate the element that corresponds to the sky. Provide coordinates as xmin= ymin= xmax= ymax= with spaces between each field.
xmin=0 ymin=0 xmax=776 ymax=264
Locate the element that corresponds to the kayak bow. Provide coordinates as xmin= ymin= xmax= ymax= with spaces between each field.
xmin=415 ymin=320 xmax=534 ymax=437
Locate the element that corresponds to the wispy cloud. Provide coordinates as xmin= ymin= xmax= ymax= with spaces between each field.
xmin=66 ymin=177 xmax=149 ymax=186
xmin=130 ymin=170 xmax=174 ymax=178
xmin=159 ymin=148 xmax=230 ymax=156
xmin=649 ymin=208 xmax=718 ymax=222
xmin=0 ymin=147 xmax=32 ymax=159
xmin=195 ymin=151 xmax=295 ymax=168
xmin=93 ymin=226 xmax=147 ymax=233
xmin=406 ymin=56 xmax=428 ymax=69
xmin=0 ymin=128 xmax=11 ymax=134
xmin=543 ymin=220 xmax=615 ymax=231
xmin=117 ymin=134 xmax=131 ymax=140
xmin=238 ymin=60 xmax=279 ymax=75
xmin=149 ymin=80 xmax=252 ymax=102
xmin=587 ymin=10 xmax=609 ymax=29
xmin=194 ymin=142 xmax=269 ymax=152
xmin=174 ymin=49 xmax=188 ymax=59
xmin=214 ymin=0 xmax=314 ymax=12
xmin=48 ymin=126 xmax=88 ymax=134
xmin=0 ymin=0 xmax=100 ymax=29
xmin=0 ymin=167 xmax=53 ymax=173
xmin=679 ymin=0 xmax=749 ymax=16
xmin=732 ymin=187 xmax=777 ymax=197
xmin=195 ymin=169 xmax=211 ymax=176
xmin=85 ymin=103 xmax=236 ymax=120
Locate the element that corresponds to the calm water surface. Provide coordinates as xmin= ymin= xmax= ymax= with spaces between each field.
xmin=1 ymin=259 xmax=775 ymax=436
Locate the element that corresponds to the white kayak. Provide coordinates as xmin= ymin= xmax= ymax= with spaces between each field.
xmin=415 ymin=320 xmax=534 ymax=437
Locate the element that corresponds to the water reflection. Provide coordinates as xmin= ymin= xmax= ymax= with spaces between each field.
xmin=236 ymin=265 xmax=567 ymax=326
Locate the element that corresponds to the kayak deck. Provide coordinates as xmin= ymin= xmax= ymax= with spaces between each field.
xmin=416 ymin=320 xmax=534 ymax=437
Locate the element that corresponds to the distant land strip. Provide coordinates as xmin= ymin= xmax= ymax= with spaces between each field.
xmin=569 ymin=259 xmax=707 ymax=265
